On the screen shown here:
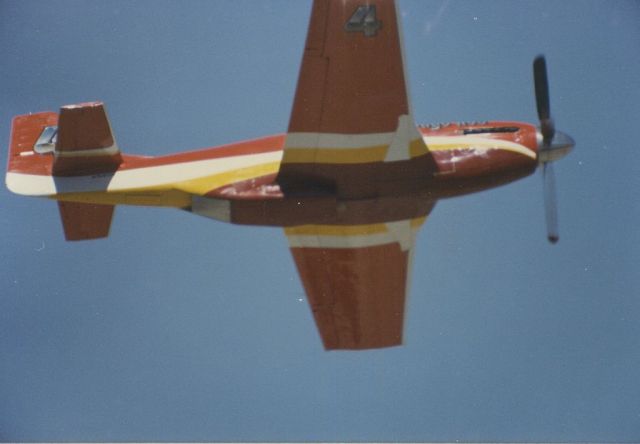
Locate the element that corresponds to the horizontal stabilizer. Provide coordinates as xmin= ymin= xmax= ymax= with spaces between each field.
xmin=7 ymin=112 xmax=58 ymax=178
xmin=58 ymin=201 xmax=114 ymax=241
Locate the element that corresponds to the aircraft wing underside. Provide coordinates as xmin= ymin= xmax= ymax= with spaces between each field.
xmin=278 ymin=0 xmax=431 ymax=349
xmin=285 ymin=217 xmax=425 ymax=350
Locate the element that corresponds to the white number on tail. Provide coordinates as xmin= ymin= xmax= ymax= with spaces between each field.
xmin=345 ymin=5 xmax=382 ymax=37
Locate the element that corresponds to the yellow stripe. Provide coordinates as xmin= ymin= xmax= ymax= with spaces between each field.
xmin=52 ymin=189 xmax=191 ymax=207
xmin=284 ymin=223 xmax=388 ymax=237
xmin=52 ymin=162 xmax=281 ymax=208
xmin=282 ymin=145 xmax=388 ymax=164
xmin=173 ymin=162 xmax=280 ymax=195
xmin=409 ymin=138 xmax=429 ymax=158
xmin=410 ymin=216 xmax=427 ymax=229
xmin=283 ymin=137 xmax=429 ymax=164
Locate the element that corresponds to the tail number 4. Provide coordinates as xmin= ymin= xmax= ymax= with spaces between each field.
xmin=345 ymin=5 xmax=382 ymax=37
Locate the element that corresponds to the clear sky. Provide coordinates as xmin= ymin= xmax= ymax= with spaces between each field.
xmin=1 ymin=0 xmax=639 ymax=441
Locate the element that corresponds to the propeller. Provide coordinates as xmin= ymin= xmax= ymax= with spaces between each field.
xmin=542 ymin=162 xmax=558 ymax=243
xmin=532 ymin=55 xmax=573 ymax=244
xmin=534 ymin=56 xmax=555 ymax=145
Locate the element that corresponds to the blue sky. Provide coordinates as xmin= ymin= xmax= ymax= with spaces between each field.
xmin=1 ymin=0 xmax=639 ymax=441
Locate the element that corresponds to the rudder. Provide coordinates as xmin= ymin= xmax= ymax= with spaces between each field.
xmin=52 ymin=103 xmax=120 ymax=239
xmin=53 ymin=102 xmax=122 ymax=176
xmin=58 ymin=201 xmax=114 ymax=241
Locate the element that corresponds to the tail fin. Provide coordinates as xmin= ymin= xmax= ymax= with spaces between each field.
xmin=6 ymin=102 xmax=120 ymax=240
xmin=58 ymin=201 xmax=114 ymax=241
xmin=52 ymin=102 xmax=122 ymax=176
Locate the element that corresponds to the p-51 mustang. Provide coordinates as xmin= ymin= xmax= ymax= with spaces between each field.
xmin=6 ymin=0 xmax=573 ymax=350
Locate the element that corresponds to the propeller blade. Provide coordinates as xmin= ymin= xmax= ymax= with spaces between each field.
xmin=533 ymin=55 xmax=555 ymax=143
xmin=543 ymin=162 xmax=559 ymax=244
xmin=533 ymin=56 xmax=550 ymax=120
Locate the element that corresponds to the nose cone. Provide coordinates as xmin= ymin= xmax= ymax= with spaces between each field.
xmin=537 ymin=129 xmax=575 ymax=163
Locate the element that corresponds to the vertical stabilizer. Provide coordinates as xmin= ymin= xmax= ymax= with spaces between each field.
xmin=53 ymin=102 xmax=122 ymax=176
xmin=58 ymin=201 xmax=114 ymax=241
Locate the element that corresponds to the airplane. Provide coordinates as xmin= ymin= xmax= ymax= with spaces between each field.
xmin=5 ymin=0 xmax=573 ymax=350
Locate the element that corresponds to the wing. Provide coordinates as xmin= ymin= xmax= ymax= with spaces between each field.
xmin=277 ymin=0 xmax=429 ymax=198
xmin=279 ymin=0 xmax=433 ymax=349
xmin=285 ymin=217 xmax=426 ymax=350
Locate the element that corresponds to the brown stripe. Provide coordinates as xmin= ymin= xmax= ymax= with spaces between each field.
xmin=278 ymin=152 xmax=439 ymax=199
xmin=226 ymin=192 xmax=436 ymax=227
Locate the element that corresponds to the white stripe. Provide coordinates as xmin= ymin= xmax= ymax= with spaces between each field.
xmin=423 ymin=135 xmax=536 ymax=158
xmin=385 ymin=114 xmax=423 ymax=162
xmin=287 ymin=232 xmax=396 ymax=249
xmin=191 ymin=196 xmax=231 ymax=222
xmin=6 ymin=150 xmax=283 ymax=196
xmin=385 ymin=219 xmax=415 ymax=251
xmin=285 ymin=113 xmax=423 ymax=163
xmin=286 ymin=221 xmax=421 ymax=251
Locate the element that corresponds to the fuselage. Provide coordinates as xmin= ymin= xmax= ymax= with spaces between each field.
xmin=7 ymin=119 xmax=539 ymax=227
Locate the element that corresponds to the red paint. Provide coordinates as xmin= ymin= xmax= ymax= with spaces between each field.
xmin=53 ymin=103 xmax=122 ymax=176
xmin=58 ymin=201 xmax=114 ymax=240
xmin=291 ymin=243 xmax=409 ymax=350
xmin=7 ymin=111 xmax=285 ymax=176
